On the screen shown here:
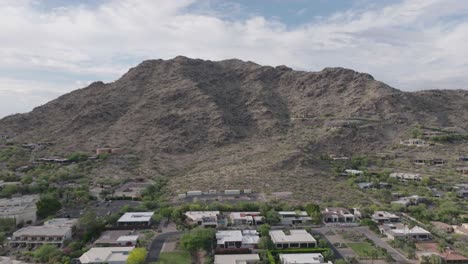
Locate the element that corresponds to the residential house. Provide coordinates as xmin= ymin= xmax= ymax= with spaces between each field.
xmin=228 ymin=212 xmax=263 ymax=226
xmin=389 ymin=172 xmax=422 ymax=182
xmin=10 ymin=218 xmax=78 ymax=247
xmin=371 ymin=211 xmax=400 ymax=224
xmin=216 ymin=230 xmax=259 ymax=249
xmin=278 ymin=211 xmax=312 ymax=225
xmin=459 ymin=155 xmax=468 ymax=162
xmin=416 ymin=243 xmax=468 ymax=264
xmin=185 ymin=211 xmax=220 ymax=227
xmin=322 ymin=208 xmax=355 ymax=223
xmin=79 ymin=246 xmax=134 ymax=264
xmin=357 ymin=182 xmax=373 ymax=189
xmin=400 ymin=139 xmax=428 ymax=147
xmin=279 ymin=253 xmax=333 ymax=264
xmin=0 ymin=195 xmax=38 ymax=226
xmin=430 ymin=221 xmax=454 ymax=233
xmin=94 ymin=230 xmax=139 ymax=247
xmin=456 ymin=167 xmax=468 ymax=175
xmin=117 ymin=212 xmax=154 ymax=227
xmin=214 ymin=254 xmax=260 ymax=264
xmin=458 ymin=189 xmax=468 ymax=199
xmin=379 ymin=223 xmax=431 ymax=241
xmin=269 ymin=230 xmax=317 ymax=249
xmin=345 ymin=169 xmax=363 ymax=176
xmin=391 ymin=195 xmax=425 ymax=207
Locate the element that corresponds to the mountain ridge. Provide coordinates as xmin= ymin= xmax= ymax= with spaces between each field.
xmin=1 ymin=56 xmax=467 ymax=201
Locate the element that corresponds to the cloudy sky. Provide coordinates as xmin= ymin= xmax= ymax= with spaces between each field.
xmin=1 ymin=0 xmax=468 ymax=118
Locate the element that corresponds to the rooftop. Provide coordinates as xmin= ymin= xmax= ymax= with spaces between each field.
xmin=79 ymin=247 xmax=134 ymax=264
xmin=216 ymin=230 xmax=259 ymax=245
xmin=185 ymin=211 xmax=220 ymax=220
xmin=214 ymin=254 xmax=260 ymax=264
xmin=279 ymin=211 xmax=309 ymax=217
xmin=279 ymin=253 xmax=332 ymax=264
xmin=269 ymin=230 xmax=316 ymax=244
xmin=13 ymin=225 xmax=71 ymax=237
xmin=117 ymin=212 xmax=154 ymax=223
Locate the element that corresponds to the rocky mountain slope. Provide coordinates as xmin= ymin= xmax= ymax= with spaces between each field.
xmin=1 ymin=56 xmax=467 ymax=202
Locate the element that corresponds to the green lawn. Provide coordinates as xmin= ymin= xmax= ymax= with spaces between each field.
xmin=155 ymin=251 xmax=192 ymax=264
xmin=348 ymin=242 xmax=385 ymax=259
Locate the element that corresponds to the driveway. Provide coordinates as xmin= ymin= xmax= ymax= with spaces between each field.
xmin=146 ymin=231 xmax=185 ymax=263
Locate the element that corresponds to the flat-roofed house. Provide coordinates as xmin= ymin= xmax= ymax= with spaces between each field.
xmin=279 ymin=253 xmax=333 ymax=264
xmin=0 ymin=195 xmax=39 ymax=226
xmin=278 ymin=211 xmax=312 ymax=225
xmin=10 ymin=218 xmax=78 ymax=247
xmin=322 ymin=208 xmax=355 ymax=223
xmin=269 ymin=230 xmax=317 ymax=249
xmin=117 ymin=212 xmax=154 ymax=227
xmin=216 ymin=230 xmax=259 ymax=249
xmin=184 ymin=211 xmax=220 ymax=227
xmin=371 ymin=211 xmax=400 ymax=224
xmin=228 ymin=212 xmax=263 ymax=226
xmin=389 ymin=172 xmax=422 ymax=182
xmin=380 ymin=223 xmax=431 ymax=241
xmin=79 ymin=246 xmax=134 ymax=264
xmin=214 ymin=254 xmax=260 ymax=264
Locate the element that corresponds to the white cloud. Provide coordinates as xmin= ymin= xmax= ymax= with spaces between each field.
xmin=0 ymin=0 xmax=467 ymax=117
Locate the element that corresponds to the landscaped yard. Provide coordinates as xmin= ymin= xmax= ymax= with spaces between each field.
xmin=155 ymin=251 xmax=191 ymax=264
xmin=348 ymin=242 xmax=385 ymax=259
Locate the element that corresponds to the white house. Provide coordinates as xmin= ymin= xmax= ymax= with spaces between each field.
xmin=389 ymin=172 xmax=422 ymax=182
xmin=216 ymin=230 xmax=259 ymax=249
xmin=269 ymin=230 xmax=317 ymax=249
xmin=345 ymin=169 xmax=363 ymax=176
xmin=279 ymin=253 xmax=333 ymax=264
xmin=0 ymin=195 xmax=39 ymax=226
xmin=214 ymin=254 xmax=260 ymax=264
xmin=279 ymin=211 xmax=312 ymax=225
xmin=322 ymin=208 xmax=355 ymax=223
xmin=10 ymin=218 xmax=78 ymax=247
xmin=184 ymin=211 xmax=220 ymax=227
xmin=371 ymin=211 xmax=400 ymax=224
xmin=228 ymin=212 xmax=263 ymax=226
xmin=117 ymin=212 xmax=154 ymax=227
xmin=380 ymin=224 xmax=431 ymax=241
xmin=79 ymin=247 xmax=134 ymax=264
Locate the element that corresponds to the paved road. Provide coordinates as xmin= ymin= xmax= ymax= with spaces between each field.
xmin=146 ymin=231 xmax=185 ymax=263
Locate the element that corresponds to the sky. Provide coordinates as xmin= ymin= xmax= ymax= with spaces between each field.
xmin=1 ymin=0 xmax=468 ymax=118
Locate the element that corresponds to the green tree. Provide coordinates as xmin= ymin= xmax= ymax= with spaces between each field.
xmin=180 ymin=227 xmax=215 ymax=254
xmin=258 ymin=236 xmax=275 ymax=250
xmin=265 ymin=209 xmax=281 ymax=225
xmin=76 ymin=212 xmax=105 ymax=242
xmin=36 ymin=194 xmax=62 ymax=218
xmin=67 ymin=152 xmax=89 ymax=162
xmin=126 ymin=248 xmax=147 ymax=264
xmin=33 ymin=244 xmax=62 ymax=263
xmin=258 ymin=224 xmax=271 ymax=237
xmin=322 ymin=248 xmax=335 ymax=261
xmin=0 ymin=232 xmax=5 ymax=248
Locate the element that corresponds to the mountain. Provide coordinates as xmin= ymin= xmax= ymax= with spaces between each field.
xmin=1 ymin=56 xmax=467 ymax=203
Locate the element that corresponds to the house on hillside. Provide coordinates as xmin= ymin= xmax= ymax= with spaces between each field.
xmin=400 ymin=138 xmax=429 ymax=147
xmin=389 ymin=172 xmax=422 ymax=182
xmin=10 ymin=218 xmax=78 ymax=247
xmin=278 ymin=211 xmax=312 ymax=225
xmin=94 ymin=230 xmax=139 ymax=247
xmin=185 ymin=211 xmax=220 ymax=227
xmin=0 ymin=195 xmax=39 ymax=226
xmin=322 ymin=208 xmax=355 ymax=224
xmin=117 ymin=212 xmax=154 ymax=227
xmin=371 ymin=211 xmax=400 ymax=224
xmin=416 ymin=243 xmax=468 ymax=264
